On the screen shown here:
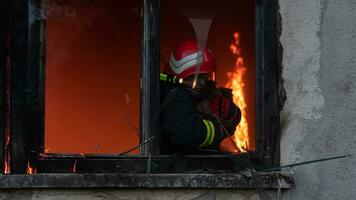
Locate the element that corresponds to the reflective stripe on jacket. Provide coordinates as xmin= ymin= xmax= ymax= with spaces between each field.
xmin=160 ymin=82 xmax=224 ymax=153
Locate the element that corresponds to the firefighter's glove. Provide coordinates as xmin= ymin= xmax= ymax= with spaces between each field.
xmin=210 ymin=92 xmax=242 ymax=135
xmin=220 ymin=118 xmax=240 ymax=137
xmin=210 ymin=95 xmax=241 ymax=121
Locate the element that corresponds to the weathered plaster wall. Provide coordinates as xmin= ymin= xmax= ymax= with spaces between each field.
xmin=0 ymin=189 xmax=273 ymax=200
xmin=280 ymin=0 xmax=356 ymax=199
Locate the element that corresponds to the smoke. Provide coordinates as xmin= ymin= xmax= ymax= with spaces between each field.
xmin=44 ymin=0 xmax=104 ymax=82
xmin=29 ymin=1 xmax=46 ymax=25
xmin=44 ymin=0 xmax=141 ymax=154
xmin=125 ymin=93 xmax=131 ymax=104
xmin=44 ymin=1 xmax=77 ymax=20
xmin=29 ymin=0 xmax=77 ymax=25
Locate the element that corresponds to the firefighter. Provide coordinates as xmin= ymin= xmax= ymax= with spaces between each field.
xmin=160 ymin=41 xmax=241 ymax=154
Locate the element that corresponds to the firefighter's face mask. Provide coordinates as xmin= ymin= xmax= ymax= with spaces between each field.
xmin=198 ymin=78 xmax=217 ymax=100
xmin=186 ymin=73 xmax=217 ymax=100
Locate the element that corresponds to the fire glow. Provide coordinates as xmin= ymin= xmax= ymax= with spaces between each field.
xmin=4 ymin=133 xmax=10 ymax=174
xmin=4 ymin=36 xmax=11 ymax=174
xmin=26 ymin=162 xmax=36 ymax=175
xmin=225 ymin=32 xmax=249 ymax=152
xmin=72 ymin=160 xmax=77 ymax=173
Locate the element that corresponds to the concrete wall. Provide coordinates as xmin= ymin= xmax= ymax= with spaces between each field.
xmin=0 ymin=189 xmax=275 ymax=200
xmin=1 ymin=0 xmax=356 ymax=199
xmin=280 ymin=0 xmax=356 ymax=199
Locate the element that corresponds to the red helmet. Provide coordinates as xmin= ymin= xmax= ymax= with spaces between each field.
xmin=165 ymin=41 xmax=217 ymax=80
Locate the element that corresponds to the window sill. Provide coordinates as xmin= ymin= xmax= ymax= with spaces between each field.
xmin=0 ymin=172 xmax=294 ymax=189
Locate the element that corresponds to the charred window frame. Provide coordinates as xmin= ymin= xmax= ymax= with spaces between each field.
xmin=255 ymin=0 xmax=284 ymax=166
xmin=0 ymin=0 xmax=10 ymax=174
xmin=0 ymin=0 xmax=284 ymax=175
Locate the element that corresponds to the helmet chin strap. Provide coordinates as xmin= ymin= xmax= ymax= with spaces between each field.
xmin=191 ymin=50 xmax=203 ymax=89
xmin=192 ymin=78 xmax=198 ymax=89
xmin=191 ymin=60 xmax=202 ymax=89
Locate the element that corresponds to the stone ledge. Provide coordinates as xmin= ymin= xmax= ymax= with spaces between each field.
xmin=0 ymin=172 xmax=294 ymax=189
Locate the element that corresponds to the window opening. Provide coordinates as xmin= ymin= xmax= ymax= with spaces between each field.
xmin=44 ymin=0 xmax=141 ymax=154
xmin=3 ymin=0 xmax=282 ymax=175
xmin=160 ymin=0 xmax=255 ymax=154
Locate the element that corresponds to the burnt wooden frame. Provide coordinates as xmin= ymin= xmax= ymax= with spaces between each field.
xmin=0 ymin=0 xmax=10 ymax=173
xmin=4 ymin=0 xmax=283 ymax=174
xmin=255 ymin=0 xmax=283 ymax=166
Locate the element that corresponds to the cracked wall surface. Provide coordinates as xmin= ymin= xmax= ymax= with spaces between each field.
xmin=280 ymin=0 xmax=356 ymax=199
xmin=0 ymin=189 xmax=274 ymax=200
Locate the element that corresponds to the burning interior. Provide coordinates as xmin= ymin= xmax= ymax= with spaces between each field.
xmin=45 ymin=0 xmax=141 ymax=154
xmin=160 ymin=0 xmax=255 ymax=153
xmin=44 ymin=0 xmax=255 ymax=155
xmin=3 ymin=0 xmax=286 ymax=175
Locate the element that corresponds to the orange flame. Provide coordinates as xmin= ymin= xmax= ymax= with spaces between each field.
xmin=44 ymin=147 xmax=50 ymax=153
xmin=4 ymin=133 xmax=10 ymax=174
xmin=26 ymin=162 xmax=36 ymax=174
xmin=225 ymin=32 xmax=249 ymax=152
xmin=72 ymin=160 xmax=77 ymax=173
xmin=4 ymin=151 xmax=10 ymax=174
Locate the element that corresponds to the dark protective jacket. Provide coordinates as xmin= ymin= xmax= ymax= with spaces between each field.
xmin=160 ymin=81 xmax=240 ymax=154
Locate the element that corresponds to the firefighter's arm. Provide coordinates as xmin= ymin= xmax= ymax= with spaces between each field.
xmin=161 ymin=88 xmax=226 ymax=150
xmin=210 ymin=88 xmax=238 ymax=119
xmin=196 ymin=89 xmax=241 ymax=136
xmin=197 ymin=118 xmax=226 ymax=148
